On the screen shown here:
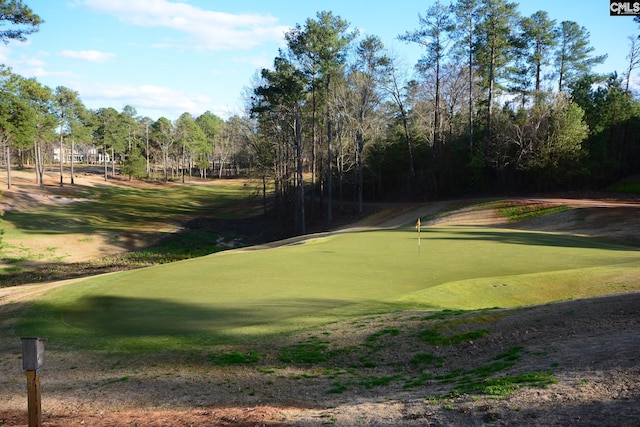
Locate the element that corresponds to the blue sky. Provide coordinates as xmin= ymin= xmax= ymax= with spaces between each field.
xmin=2 ymin=0 xmax=638 ymax=121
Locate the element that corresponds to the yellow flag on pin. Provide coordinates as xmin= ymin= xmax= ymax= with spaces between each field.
xmin=416 ymin=218 xmax=421 ymax=229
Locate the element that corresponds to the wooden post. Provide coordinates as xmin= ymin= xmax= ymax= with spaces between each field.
xmin=21 ymin=338 xmax=46 ymax=427
xmin=26 ymin=370 xmax=42 ymax=427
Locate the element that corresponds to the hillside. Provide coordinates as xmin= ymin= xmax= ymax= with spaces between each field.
xmin=0 ymin=170 xmax=639 ymax=426
xmin=2 ymin=168 xmax=640 ymax=280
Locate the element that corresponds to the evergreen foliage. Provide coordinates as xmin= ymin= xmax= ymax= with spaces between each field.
xmin=1 ymin=2 xmax=639 ymax=233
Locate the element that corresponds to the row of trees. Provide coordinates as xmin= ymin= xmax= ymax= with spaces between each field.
xmin=248 ymin=1 xmax=640 ymax=233
xmin=0 ymin=66 xmax=254 ymax=187
xmin=0 ymin=3 xmax=251 ymax=190
xmin=2 ymin=1 xmax=640 ymax=237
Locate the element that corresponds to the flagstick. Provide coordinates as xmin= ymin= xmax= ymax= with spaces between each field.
xmin=417 ymin=218 xmax=421 ymax=257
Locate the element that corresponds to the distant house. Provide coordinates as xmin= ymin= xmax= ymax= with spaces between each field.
xmin=53 ymin=147 xmax=83 ymax=163
xmin=84 ymin=146 xmax=110 ymax=164
xmin=53 ymin=146 xmax=109 ymax=164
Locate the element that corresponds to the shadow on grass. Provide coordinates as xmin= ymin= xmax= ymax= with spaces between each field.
xmin=2 ymin=183 xmax=255 ymax=236
xmin=1 ymin=217 xmax=290 ymax=287
xmin=15 ymin=295 xmax=357 ymax=351
xmin=410 ymin=227 xmax=639 ymax=251
xmin=3 ymin=293 xmax=638 ymax=425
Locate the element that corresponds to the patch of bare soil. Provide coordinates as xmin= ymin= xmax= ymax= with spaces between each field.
xmin=0 ymin=292 xmax=638 ymax=426
xmin=2 ymin=174 xmax=640 ymax=426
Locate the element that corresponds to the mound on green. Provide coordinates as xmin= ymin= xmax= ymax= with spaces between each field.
xmin=16 ymin=226 xmax=640 ymax=352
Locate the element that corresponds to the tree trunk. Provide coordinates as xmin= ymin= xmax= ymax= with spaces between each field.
xmin=295 ymin=106 xmax=305 ymax=234
xmin=311 ymin=85 xmax=317 ymax=223
xmin=163 ymin=148 xmax=168 ymax=182
xmin=356 ymin=129 xmax=364 ymax=214
xmin=262 ymin=175 xmax=267 ymax=217
xmin=327 ymin=118 xmax=333 ymax=226
xmin=399 ymin=105 xmax=415 ymax=179
xmin=468 ymin=33 xmax=474 ymax=155
xmin=103 ymin=143 xmax=108 ymax=181
xmin=434 ymin=56 xmax=441 ymax=148
xmin=326 ymin=76 xmax=333 ymax=226
xmin=59 ymin=130 xmax=64 ymax=187
xmin=35 ymin=141 xmax=44 ymax=187
xmin=487 ymin=45 xmax=496 ymax=144
xmin=535 ymin=58 xmax=542 ymax=93
xmin=111 ymin=146 xmax=115 ymax=177
xmin=145 ymin=125 xmax=150 ymax=178
xmin=558 ymin=43 xmax=566 ymax=92
xmin=70 ymin=138 xmax=75 ymax=185
xmin=181 ymin=142 xmax=185 ymax=183
xmin=5 ymin=143 xmax=11 ymax=189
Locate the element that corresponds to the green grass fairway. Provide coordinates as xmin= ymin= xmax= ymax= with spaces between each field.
xmin=2 ymin=181 xmax=254 ymax=239
xmin=16 ymin=226 xmax=640 ymax=352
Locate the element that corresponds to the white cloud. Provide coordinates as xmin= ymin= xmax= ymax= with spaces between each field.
xmin=76 ymin=0 xmax=289 ymax=51
xmin=79 ymin=82 xmax=216 ymax=119
xmin=21 ymin=56 xmax=47 ymax=68
xmin=0 ymin=38 xmax=65 ymax=78
xmin=5 ymin=53 xmax=74 ymax=79
xmin=59 ymin=50 xmax=115 ymax=63
xmin=230 ymin=53 xmax=273 ymax=69
xmin=628 ymin=74 xmax=640 ymax=96
xmin=0 ymin=44 xmax=10 ymax=63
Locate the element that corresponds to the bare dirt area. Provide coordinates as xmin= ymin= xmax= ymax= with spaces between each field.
xmin=1 ymin=173 xmax=640 ymax=426
xmin=0 ymin=293 xmax=638 ymax=426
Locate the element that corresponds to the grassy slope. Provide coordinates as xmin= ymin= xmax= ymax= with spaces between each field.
xmin=1 ymin=179 xmax=261 ymax=284
xmin=17 ymin=225 xmax=640 ymax=352
xmin=3 ymin=182 xmax=252 ymax=238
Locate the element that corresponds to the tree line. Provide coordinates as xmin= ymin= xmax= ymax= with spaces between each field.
xmin=248 ymin=1 xmax=640 ymax=233
xmin=0 ymin=64 xmax=252 ymax=185
xmin=0 ymin=3 xmax=254 ymax=192
xmin=2 ymin=1 xmax=640 ymax=236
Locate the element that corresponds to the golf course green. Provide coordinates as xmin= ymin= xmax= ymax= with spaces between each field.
xmin=16 ymin=225 xmax=640 ymax=352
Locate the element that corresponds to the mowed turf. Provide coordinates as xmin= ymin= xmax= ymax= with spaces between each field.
xmin=17 ymin=226 xmax=640 ymax=352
